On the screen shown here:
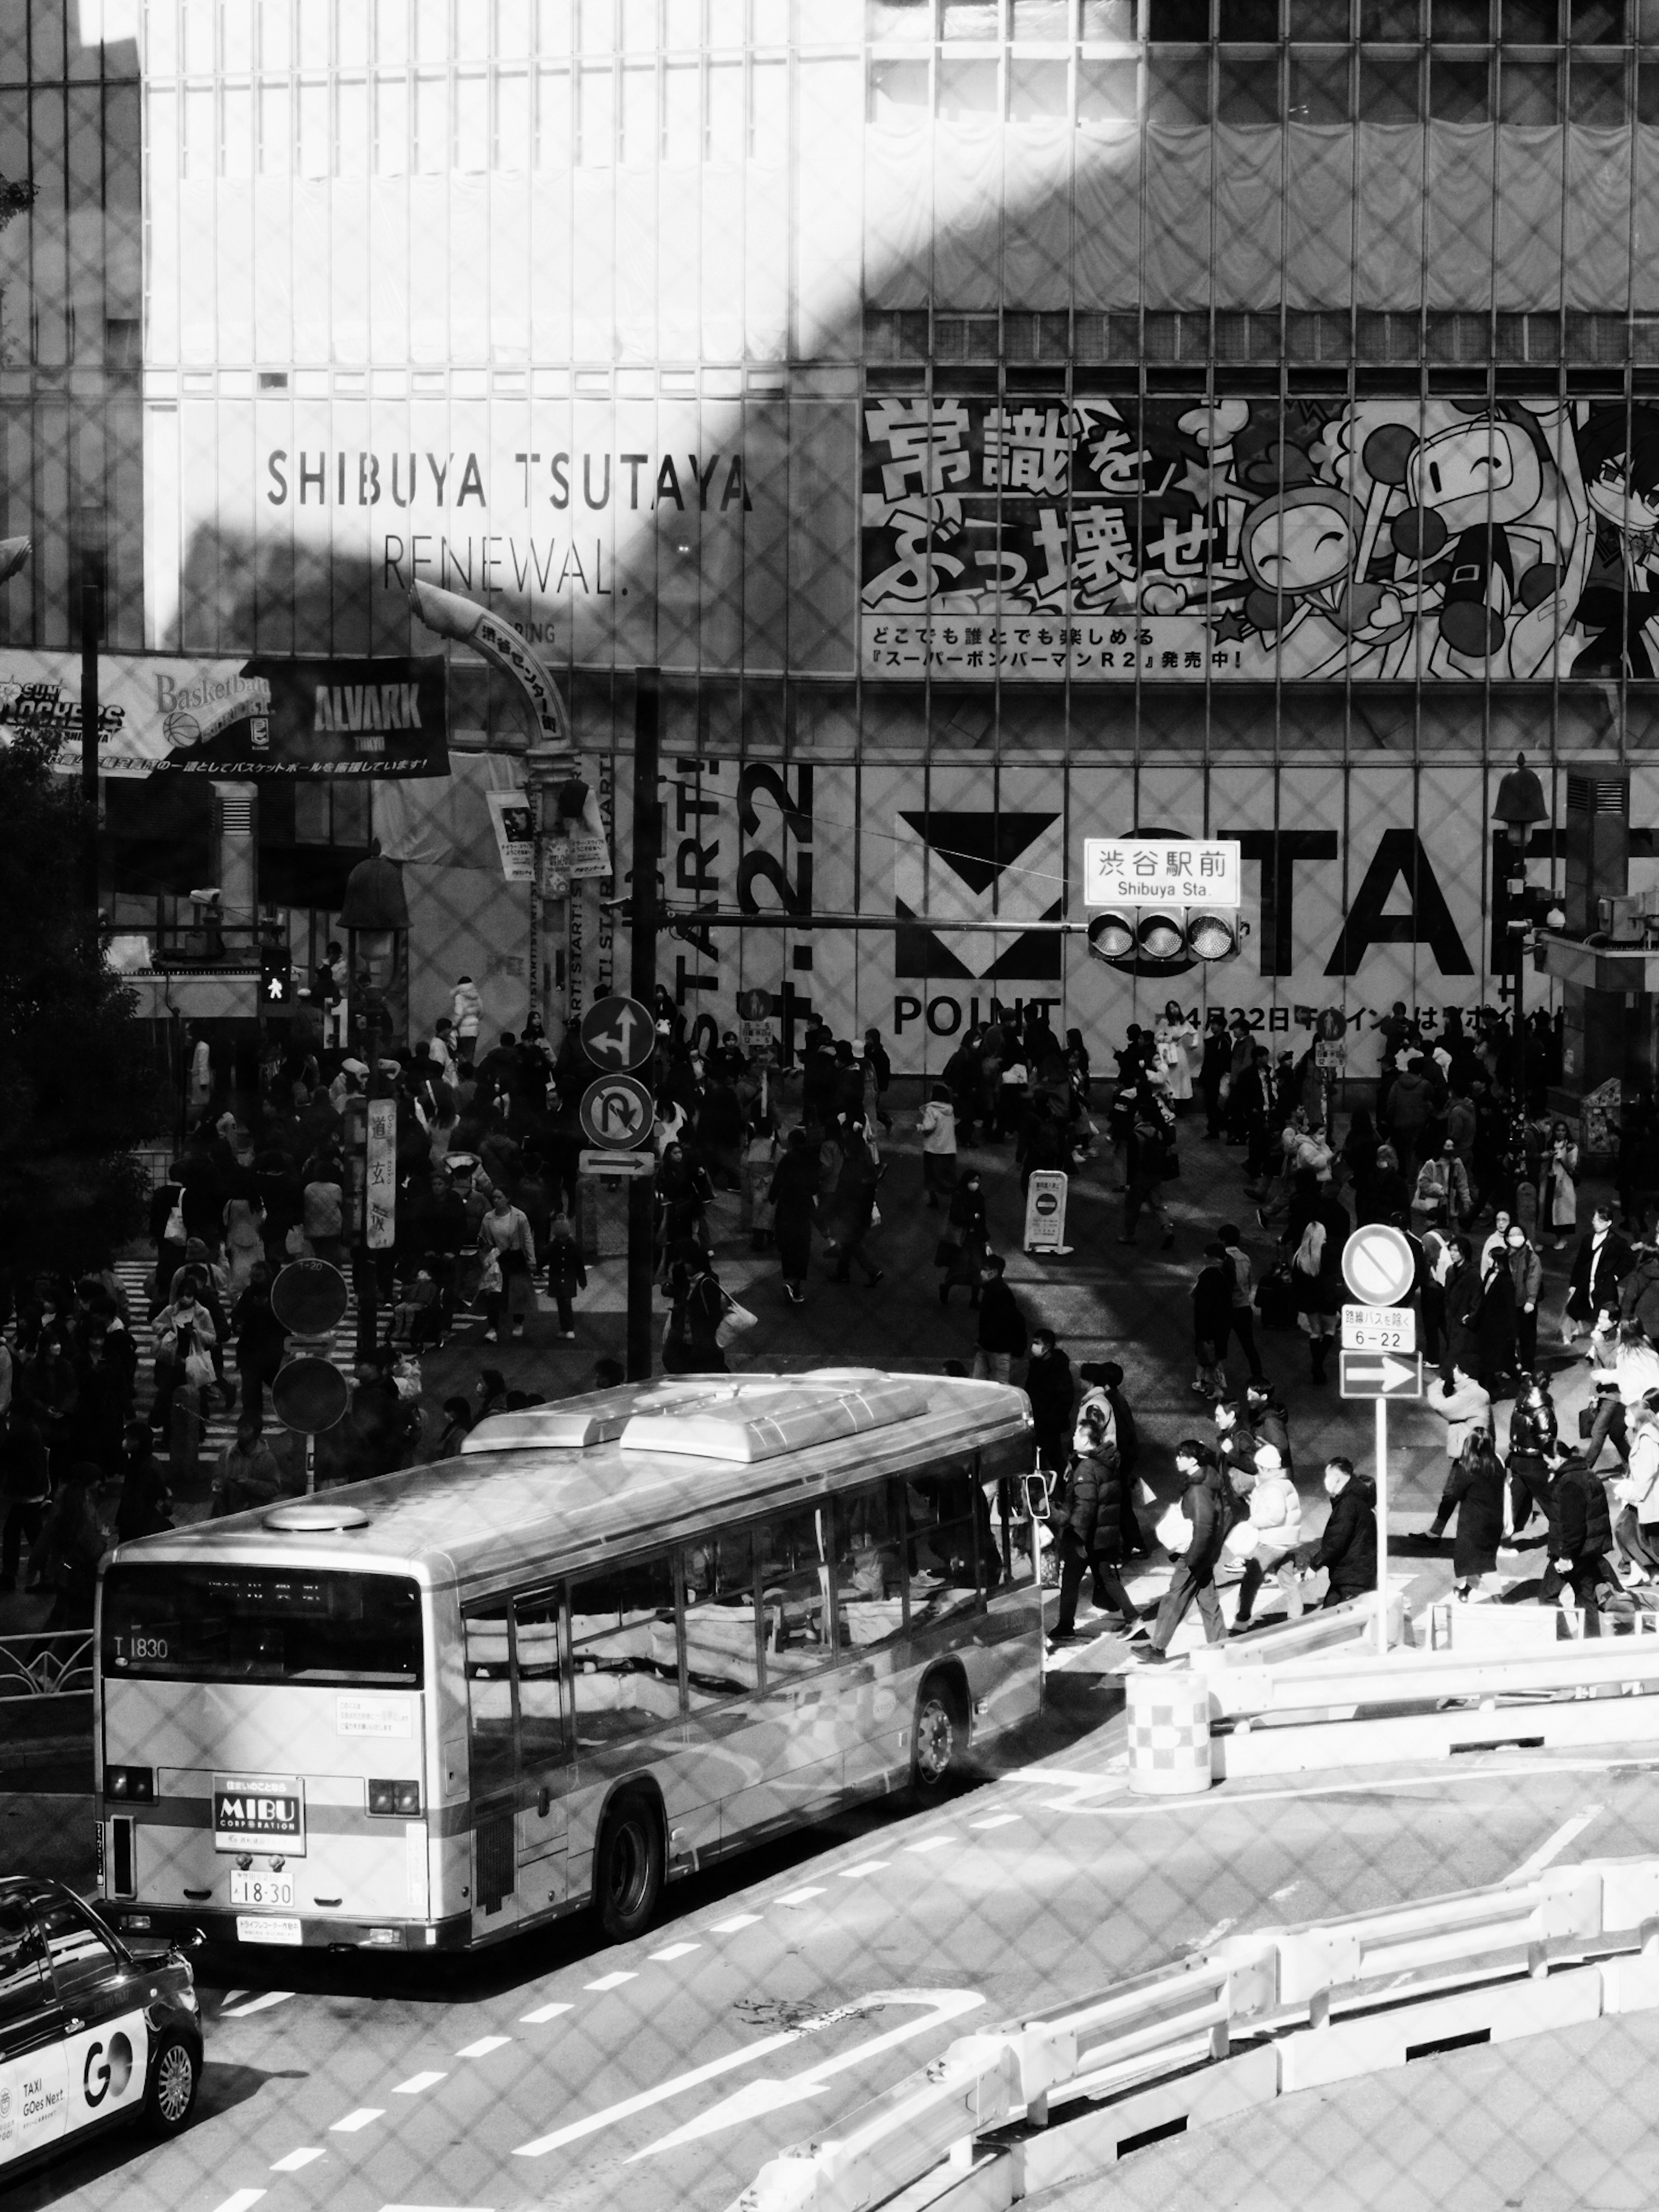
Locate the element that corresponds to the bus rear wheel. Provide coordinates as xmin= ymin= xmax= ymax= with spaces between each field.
xmin=911 ymin=1675 xmax=966 ymax=1804
xmin=595 ymin=1790 xmax=664 ymax=1942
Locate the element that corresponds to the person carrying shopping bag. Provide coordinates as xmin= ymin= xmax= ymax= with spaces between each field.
xmin=1230 ymin=1441 xmax=1305 ymax=1629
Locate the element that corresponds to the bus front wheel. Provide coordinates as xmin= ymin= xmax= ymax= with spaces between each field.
xmin=910 ymin=1675 xmax=967 ymax=1803
xmin=594 ymin=1790 xmax=665 ymax=1942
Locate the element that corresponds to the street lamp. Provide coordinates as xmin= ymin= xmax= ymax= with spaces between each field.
xmin=76 ymin=499 xmax=106 ymax=916
xmin=339 ymin=842 xmax=410 ymax=1360
xmin=1493 ymin=751 xmax=1551 ymax=1141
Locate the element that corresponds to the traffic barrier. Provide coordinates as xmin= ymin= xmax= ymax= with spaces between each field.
xmin=0 ymin=1632 xmax=92 ymax=1704
xmin=1125 ymin=1668 xmax=1211 ymax=1796
xmin=728 ymin=1855 xmax=1659 ymax=2212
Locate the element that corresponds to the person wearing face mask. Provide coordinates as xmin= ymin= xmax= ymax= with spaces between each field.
xmin=1047 ymin=1405 xmax=1135 ymax=1647
xmin=1504 ymin=1221 xmax=1544 ymax=1374
xmin=1139 ymin=1440 xmax=1232 ymax=1662
xmin=1300 ymin=1456 xmax=1378 ymax=1608
xmin=1230 ymin=1442 xmax=1305 ymax=1630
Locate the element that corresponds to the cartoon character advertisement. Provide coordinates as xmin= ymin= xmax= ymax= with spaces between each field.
xmin=860 ymin=393 xmax=1659 ymax=683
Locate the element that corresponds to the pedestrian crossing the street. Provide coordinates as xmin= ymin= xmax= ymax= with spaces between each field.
xmin=110 ymin=1259 xmax=367 ymax=1471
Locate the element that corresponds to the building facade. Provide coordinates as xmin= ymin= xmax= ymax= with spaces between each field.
xmin=64 ymin=0 xmax=1659 ymax=1064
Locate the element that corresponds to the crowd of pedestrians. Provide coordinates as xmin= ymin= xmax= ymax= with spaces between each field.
xmin=10 ymin=959 xmax=1659 ymax=1656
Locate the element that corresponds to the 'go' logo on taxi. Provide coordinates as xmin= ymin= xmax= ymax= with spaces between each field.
xmin=83 ymin=2032 xmax=133 ymax=2107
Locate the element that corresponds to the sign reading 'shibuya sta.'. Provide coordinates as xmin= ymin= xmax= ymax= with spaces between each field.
xmin=1083 ymin=839 xmax=1241 ymax=909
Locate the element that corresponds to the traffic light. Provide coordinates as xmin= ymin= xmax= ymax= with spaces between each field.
xmin=1087 ymin=907 xmax=1241 ymax=972
xmin=260 ymin=944 xmax=293 ymax=1007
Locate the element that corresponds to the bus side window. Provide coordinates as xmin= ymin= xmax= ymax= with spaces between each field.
xmin=513 ymin=1588 xmax=566 ymax=1772
xmin=906 ymin=1460 xmax=986 ymax=1627
xmin=681 ymin=1527 xmax=762 ymax=1707
xmin=832 ymin=1481 xmax=907 ymax=1651
xmin=463 ymin=1601 xmax=517 ymax=1798
xmin=570 ymin=1555 xmax=679 ymax=1748
xmin=753 ymin=1505 xmax=833 ymax=1678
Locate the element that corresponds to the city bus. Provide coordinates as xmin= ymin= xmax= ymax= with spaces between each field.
xmin=92 ymin=1369 xmax=1039 ymax=1954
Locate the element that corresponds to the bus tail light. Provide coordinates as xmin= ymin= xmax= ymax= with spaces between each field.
xmin=109 ymin=1816 xmax=135 ymax=1898
xmin=364 ymin=1926 xmax=401 ymax=1947
xmin=106 ymin=1765 xmax=154 ymax=1802
xmin=367 ymin=1780 xmax=422 ymax=1816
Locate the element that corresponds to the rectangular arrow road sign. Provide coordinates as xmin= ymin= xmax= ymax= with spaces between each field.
xmin=579 ymin=1148 xmax=654 ymax=1179
xmin=1338 ymin=1350 xmax=1423 ymax=1400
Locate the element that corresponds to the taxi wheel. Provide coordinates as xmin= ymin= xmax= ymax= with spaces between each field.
xmin=143 ymin=2030 xmax=200 ymax=2138
xmin=595 ymin=1790 xmax=664 ymax=1943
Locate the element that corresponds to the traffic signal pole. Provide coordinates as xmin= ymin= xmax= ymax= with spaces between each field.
xmin=627 ymin=669 xmax=661 ymax=1383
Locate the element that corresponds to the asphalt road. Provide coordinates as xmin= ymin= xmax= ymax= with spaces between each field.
xmin=18 ymin=1716 xmax=1659 ymax=2212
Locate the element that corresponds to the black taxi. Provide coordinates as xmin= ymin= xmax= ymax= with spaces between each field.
xmin=0 ymin=1877 xmax=202 ymax=2178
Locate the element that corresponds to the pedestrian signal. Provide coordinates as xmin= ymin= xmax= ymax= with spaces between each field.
xmin=260 ymin=945 xmax=293 ymax=1005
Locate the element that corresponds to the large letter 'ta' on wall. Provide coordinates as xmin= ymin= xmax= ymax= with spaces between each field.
xmin=1324 ymin=829 xmax=1474 ymax=979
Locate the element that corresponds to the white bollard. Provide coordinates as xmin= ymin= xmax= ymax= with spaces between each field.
xmin=1127 ymin=1664 xmax=1214 ymax=1796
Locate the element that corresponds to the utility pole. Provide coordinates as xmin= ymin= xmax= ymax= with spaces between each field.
xmin=627 ymin=668 xmax=661 ymax=1383
xmin=77 ymin=500 xmax=105 ymax=918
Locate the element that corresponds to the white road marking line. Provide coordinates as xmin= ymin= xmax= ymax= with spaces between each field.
xmin=394 ymin=2072 xmax=448 ymax=2094
xmin=706 ymin=1912 xmax=763 ymax=1933
xmin=211 ymin=2194 xmax=267 ymax=2212
xmin=968 ymin=1813 xmax=1022 ymax=1831
xmin=1271 ymin=1883 xmax=1301 ymax=1902
xmin=269 ymin=2149 xmax=325 ymax=2174
xmin=1004 ymin=1765 xmax=1120 ymax=1789
xmin=775 ymin=1886 xmax=826 ymax=1906
xmin=836 ymin=1861 xmax=890 ymax=1879
xmin=514 ymin=1987 xmax=985 ymax=2161
xmin=1184 ymin=1915 xmax=1236 ymax=1951
xmin=330 ymin=2108 xmax=385 ymax=2133
xmin=584 ymin=1970 xmax=638 ymax=1990
xmin=1507 ymin=1803 xmax=1607 ymax=1883
xmin=376 ymin=2204 xmax=496 ymax=2211
xmin=455 ymin=2035 xmax=512 ymax=2058
xmin=222 ymin=1990 xmax=294 ymax=2018
xmin=520 ymin=2001 xmax=575 ymax=2024
xmin=903 ymin=1836 xmax=953 ymax=1854
xmin=628 ymin=1989 xmax=991 ymax=2159
xmin=648 ymin=1942 xmax=701 ymax=1961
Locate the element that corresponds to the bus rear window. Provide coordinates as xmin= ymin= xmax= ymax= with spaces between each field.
xmin=101 ymin=1566 xmax=423 ymax=1688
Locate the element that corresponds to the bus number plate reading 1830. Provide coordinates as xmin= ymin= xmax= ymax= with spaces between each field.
xmin=229 ymin=1871 xmax=295 ymax=1909
xmin=1340 ymin=1303 xmax=1417 ymax=1353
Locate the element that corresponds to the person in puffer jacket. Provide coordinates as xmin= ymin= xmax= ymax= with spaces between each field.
xmin=1231 ymin=1442 xmax=1306 ymax=1629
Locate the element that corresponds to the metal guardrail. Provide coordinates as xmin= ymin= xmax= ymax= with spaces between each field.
xmin=1200 ymin=1632 xmax=1659 ymax=1726
xmin=0 ymin=1633 xmax=93 ymax=1704
xmin=729 ymin=1855 xmax=1659 ymax=2212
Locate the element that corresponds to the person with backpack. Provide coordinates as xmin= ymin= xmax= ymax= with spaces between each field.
xmin=1139 ymin=1439 xmax=1232 ymax=1660
xmin=1120 ymin=1082 xmax=1177 ymax=1250
xmin=1048 ymin=1404 xmax=1135 ymax=1646
xmin=973 ymin=1254 xmax=1029 ymax=1384
xmin=543 ymin=1215 xmax=587 ymax=1340
xmin=1290 ymin=1214 xmax=1342 ymax=1384
xmin=1191 ymin=1242 xmax=1234 ymax=1400
xmin=1218 ymin=1222 xmax=1267 ymax=1383
xmin=1544 ymin=1444 xmax=1618 ymax=1633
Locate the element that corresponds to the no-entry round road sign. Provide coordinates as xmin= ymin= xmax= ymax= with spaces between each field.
xmin=1342 ymin=1222 xmax=1416 ymax=1309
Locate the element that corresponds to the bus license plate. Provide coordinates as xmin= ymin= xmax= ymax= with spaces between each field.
xmin=235 ymin=1913 xmax=302 ymax=1946
xmin=230 ymin=1871 xmax=295 ymax=1910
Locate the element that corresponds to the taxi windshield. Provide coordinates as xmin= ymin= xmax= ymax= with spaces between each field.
xmin=101 ymin=1565 xmax=423 ymax=1688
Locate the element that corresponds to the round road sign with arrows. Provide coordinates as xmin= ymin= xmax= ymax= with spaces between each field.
xmin=580 ymin=1073 xmax=655 ymax=1151
xmin=1341 ymin=1223 xmax=1416 ymax=1308
xmin=581 ymin=994 xmax=655 ymax=1074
